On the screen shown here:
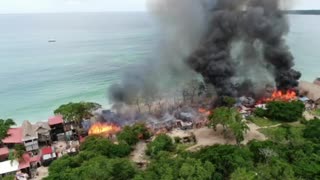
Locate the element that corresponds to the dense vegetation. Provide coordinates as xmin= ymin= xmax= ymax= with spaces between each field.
xmin=45 ymin=117 xmax=320 ymax=180
xmin=45 ymin=99 xmax=319 ymax=180
xmin=45 ymin=135 xmax=135 ymax=180
xmin=255 ymin=101 xmax=305 ymax=122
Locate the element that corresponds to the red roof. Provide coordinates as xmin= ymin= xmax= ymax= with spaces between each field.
xmin=0 ymin=147 xmax=9 ymax=156
xmin=48 ymin=115 xmax=64 ymax=126
xmin=30 ymin=155 xmax=41 ymax=163
xmin=41 ymin=147 xmax=53 ymax=155
xmin=18 ymin=153 xmax=31 ymax=170
xmin=2 ymin=128 xmax=23 ymax=144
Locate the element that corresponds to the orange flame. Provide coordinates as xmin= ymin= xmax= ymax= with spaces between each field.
xmin=258 ymin=90 xmax=297 ymax=104
xmin=198 ymin=108 xmax=211 ymax=116
xmin=88 ymin=122 xmax=121 ymax=136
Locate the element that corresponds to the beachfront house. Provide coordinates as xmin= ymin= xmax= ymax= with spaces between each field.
xmin=34 ymin=122 xmax=51 ymax=145
xmin=0 ymin=152 xmax=39 ymax=178
xmin=21 ymin=121 xmax=39 ymax=152
xmin=48 ymin=115 xmax=65 ymax=141
xmin=2 ymin=128 xmax=23 ymax=148
xmin=41 ymin=146 xmax=56 ymax=166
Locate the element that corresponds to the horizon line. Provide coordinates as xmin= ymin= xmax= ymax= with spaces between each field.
xmin=0 ymin=10 xmax=147 ymax=15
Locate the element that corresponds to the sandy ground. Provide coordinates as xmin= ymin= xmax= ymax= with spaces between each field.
xmin=130 ymin=141 xmax=148 ymax=163
xmin=167 ymin=129 xmax=193 ymax=139
xmin=187 ymin=123 xmax=266 ymax=151
xmin=304 ymin=111 xmax=316 ymax=120
xmin=31 ymin=167 xmax=48 ymax=180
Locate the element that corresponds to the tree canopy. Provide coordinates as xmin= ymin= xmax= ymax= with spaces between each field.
xmin=117 ymin=123 xmax=151 ymax=146
xmin=255 ymin=101 xmax=305 ymax=122
xmin=303 ymin=118 xmax=320 ymax=143
xmin=80 ymin=135 xmax=131 ymax=158
xmin=146 ymin=134 xmax=175 ymax=157
xmin=0 ymin=118 xmax=16 ymax=141
xmin=208 ymin=107 xmax=249 ymax=144
xmin=54 ymin=102 xmax=101 ymax=124
xmin=135 ymin=152 xmax=215 ymax=180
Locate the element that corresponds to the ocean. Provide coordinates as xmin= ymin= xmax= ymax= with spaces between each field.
xmin=0 ymin=13 xmax=319 ymax=124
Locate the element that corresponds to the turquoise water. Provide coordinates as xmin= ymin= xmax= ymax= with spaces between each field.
xmin=0 ymin=13 xmax=319 ymax=124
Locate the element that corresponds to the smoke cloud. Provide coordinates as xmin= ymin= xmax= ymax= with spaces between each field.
xmin=109 ymin=0 xmax=209 ymax=104
xmin=188 ymin=0 xmax=301 ymax=98
xmin=109 ymin=0 xmax=301 ymax=104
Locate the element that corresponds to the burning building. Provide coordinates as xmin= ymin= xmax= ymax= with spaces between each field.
xmin=187 ymin=0 xmax=301 ymax=99
xmin=88 ymin=123 xmax=121 ymax=137
xmin=108 ymin=0 xmax=301 ymax=108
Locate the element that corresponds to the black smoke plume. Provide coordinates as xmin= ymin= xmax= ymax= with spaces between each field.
xmin=109 ymin=0 xmax=301 ymax=104
xmin=188 ymin=0 xmax=301 ymax=98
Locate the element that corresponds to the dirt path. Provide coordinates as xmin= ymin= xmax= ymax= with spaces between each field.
xmin=130 ymin=141 xmax=148 ymax=163
xmin=31 ymin=167 xmax=48 ymax=180
xmin=187 ymin=123 xmax=266 ymax=151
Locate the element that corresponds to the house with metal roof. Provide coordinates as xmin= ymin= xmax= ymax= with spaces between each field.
xmin=21 ymin=121 xmax=39 ymax=152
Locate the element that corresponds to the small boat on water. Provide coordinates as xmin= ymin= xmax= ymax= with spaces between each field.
xmin=48 ymin=40 xmax=56 ymax=43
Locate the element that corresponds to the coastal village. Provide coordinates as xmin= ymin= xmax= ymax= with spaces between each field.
xmin=0 ymin=79 xmax=320 ymax=179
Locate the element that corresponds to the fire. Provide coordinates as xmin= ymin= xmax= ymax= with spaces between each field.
xmin=259 ymin=90 xmax=297 ymax=103
xmin=88 ymin=122 xmax=121 ymax=136
xmin=198 ymin=108 xmax=211 ymax=116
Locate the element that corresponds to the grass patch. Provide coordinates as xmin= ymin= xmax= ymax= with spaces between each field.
xmin=249 ymin=116 xmax=280 ymax=127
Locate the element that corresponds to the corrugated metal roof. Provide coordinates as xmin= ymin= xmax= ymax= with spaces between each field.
xmin=48 ymin=115 xmax=64 ymax=126
xmin=0 ymin=160 xmax=19 ymax=175
xmin=2 ymin=128 xmax=23 ymax=144
xmin=0 ymin=147 xmax=9 ymax=156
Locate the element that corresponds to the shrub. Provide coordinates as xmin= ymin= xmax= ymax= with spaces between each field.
xmin=146 ymin=134 xmax=175 ymax=157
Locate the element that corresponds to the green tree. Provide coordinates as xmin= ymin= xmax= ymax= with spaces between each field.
xmin=13 ymin=144 xmax=26 ymax=161
xmin=134 ymin=152 xmax=215 ymax=180
xmin=208 ymin=107 xmax=249 ymax=144
xmin=117 ymin=123 xmax=151 ymax=146
xmin=230 ymin=168 xmax=257 ymax=180
xmin=303 ymin=118 xmax=320 ymax=143
xmin=255 ymin=101 xmax=305 ymax=122
xmin=256 ymin=159 xmax=295 ymax=180
xmin=54 ymin=102 xmax=101 ymax=125
xmin=146 ymin=134 xmax=175 ymax=157
xmin=0 ymin=118 xmax=16 ymax=141
xmin=78 ymin=157 xmax=136 ymax=180
xmin=80 ymin=135 xmax=131 ymax=158
xmin=194 ymin=145 xmax=254 ymax=179
xmin=117 ymin=127 xmax=139 ymax=146
xmin=222 ymin=96 xmax=236 ymax=107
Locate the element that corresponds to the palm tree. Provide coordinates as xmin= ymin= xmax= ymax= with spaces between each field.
xmin=9 ymin=144 xmax=26 ymax=165
xmin=0 ymin=119 xmax=16 ymax=141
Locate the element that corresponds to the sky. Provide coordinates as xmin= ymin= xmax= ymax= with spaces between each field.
xmin=0 ymin=0 xmax=319 ymax=14
xmin=0 ymin=0 xmax=147 ymax=14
